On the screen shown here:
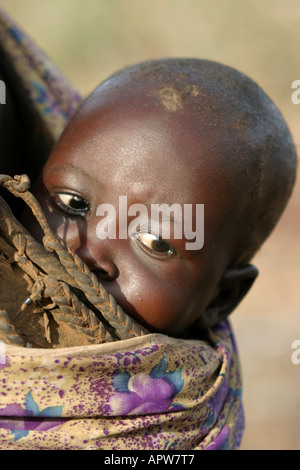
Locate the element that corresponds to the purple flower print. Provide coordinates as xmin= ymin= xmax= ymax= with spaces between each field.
xmin=0 ymin=391 xmax=65 ymax=441
xmin=205 ymin=425 xmax=231 ymax=450
xmin=109 ymin=355 xmax=185 ymax=415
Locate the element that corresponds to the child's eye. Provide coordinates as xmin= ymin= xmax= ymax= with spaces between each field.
xmin=52 ymin=192 xmax=90 ymax=217
xmin=133 ymin=232 xmax=176 ymax=259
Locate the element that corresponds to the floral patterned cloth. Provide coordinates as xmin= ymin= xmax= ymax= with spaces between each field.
xmin=0 ymin=321 xmax=244 ymax=450
xmin=0 ymin=8 xmax=244 ymax=450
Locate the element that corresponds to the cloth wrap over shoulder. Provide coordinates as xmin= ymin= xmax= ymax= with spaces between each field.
xmin=0 ymin=323 xmax=244 ymax=450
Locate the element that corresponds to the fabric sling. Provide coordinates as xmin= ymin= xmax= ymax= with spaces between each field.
xmin=0 ymin=7 xmax=245 ymax=450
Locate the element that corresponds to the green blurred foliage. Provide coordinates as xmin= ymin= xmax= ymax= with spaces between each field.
xmin=1 ymin=0 xmax=300 ymax=140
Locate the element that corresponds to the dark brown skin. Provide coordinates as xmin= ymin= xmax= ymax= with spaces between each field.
xmin=29 ymin=77 xmax=258 ymax=337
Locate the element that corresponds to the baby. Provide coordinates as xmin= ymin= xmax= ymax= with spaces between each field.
xmin=28 ymin=58 xmax=297 ymax=338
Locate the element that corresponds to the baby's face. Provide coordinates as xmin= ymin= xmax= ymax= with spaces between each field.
xmin=32 ymin=87 xmax=241 ymax=336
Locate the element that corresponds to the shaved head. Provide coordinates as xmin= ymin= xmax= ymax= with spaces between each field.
xmin=85 ymin=58 xmax=297 ymax=263
xmin=34 ymin=58 xmax=297 ymax=332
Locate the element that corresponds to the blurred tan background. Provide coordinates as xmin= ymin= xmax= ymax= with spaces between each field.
xmin=1 ymin=0 xmax=299 ymax=450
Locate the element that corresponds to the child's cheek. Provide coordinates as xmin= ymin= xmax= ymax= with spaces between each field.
xmin=111 ymin=261 xmax=195 ymax=335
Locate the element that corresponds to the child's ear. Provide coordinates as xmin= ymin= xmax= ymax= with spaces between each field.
xmin=197 ymin=264 xmax=259 ymax=328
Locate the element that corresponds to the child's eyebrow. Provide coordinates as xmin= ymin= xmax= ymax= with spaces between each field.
xmin=46 ymin=162 xmax=100 ymax=186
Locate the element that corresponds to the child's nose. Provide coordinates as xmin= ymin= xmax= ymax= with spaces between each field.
xmin=73 ymin=241 xmax=119 ymax=282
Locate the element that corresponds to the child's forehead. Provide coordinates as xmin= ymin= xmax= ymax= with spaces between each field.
xmin=76 ymin=77 xmax=242 ymax=149
xmin=81 ymin=72 xmax=259 ymax=159
xmin=66 ymin=92 xmax=229 ymax=180
xmin=52 ymin=77 xmax=250 ymax=212
xmin=50 ymin=85 xmax=242 ymax=229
